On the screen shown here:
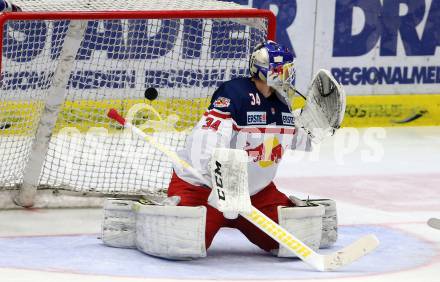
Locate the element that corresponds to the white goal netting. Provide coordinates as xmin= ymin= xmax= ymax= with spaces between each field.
xmin=0 ymin=0 xmax=272 ymax=206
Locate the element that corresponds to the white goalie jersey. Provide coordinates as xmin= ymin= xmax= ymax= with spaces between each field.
xmin=174 ymin=78 xmax=312 ymax=195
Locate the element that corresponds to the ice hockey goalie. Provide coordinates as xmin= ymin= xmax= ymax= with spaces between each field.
xmin=102 ymin=40 xmax=345 ymax=260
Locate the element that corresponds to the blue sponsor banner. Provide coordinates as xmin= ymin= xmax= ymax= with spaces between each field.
xmin=315 ymin=0 xmax=440 ymax=95
xmin=0 ymin=1 xmax=305 ymax=92
xmin=332 ymin=66 xmax=440 ymax=86
xmin=1 ymin=0 xmax=438 ymax=95
xmin=333 ymin=0 xmax=439 ymax=57
xmin=2 ymin=20 xmax=252 ymax=62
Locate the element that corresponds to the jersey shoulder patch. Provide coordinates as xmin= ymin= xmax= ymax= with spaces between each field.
xmin=212 ymin=96 xmax=231 ymax=108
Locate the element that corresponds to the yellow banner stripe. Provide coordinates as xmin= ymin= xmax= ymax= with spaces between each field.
xmin=1 ymin=94 xmax=439 ymax=136
xmin=293 ymin=94 xmax=440 ymax=127
xmin=341 ymin=94 xmax=440 ymax=127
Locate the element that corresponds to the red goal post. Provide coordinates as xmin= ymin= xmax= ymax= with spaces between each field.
xmin=0 ymin=2 xmax=276 ymax=208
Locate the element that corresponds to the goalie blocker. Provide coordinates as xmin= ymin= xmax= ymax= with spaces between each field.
xmin=101 ymin=197 xmax=338 ymax=259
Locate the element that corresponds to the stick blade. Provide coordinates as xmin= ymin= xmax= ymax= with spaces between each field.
xmin=323 ymin=234 xmax=379 ymax=271
xmin=428 ymin=218 xmax=440 ymax=230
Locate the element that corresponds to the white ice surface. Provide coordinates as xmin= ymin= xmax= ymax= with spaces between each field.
xmin=0 ymin=127 xmax=439 ymax=282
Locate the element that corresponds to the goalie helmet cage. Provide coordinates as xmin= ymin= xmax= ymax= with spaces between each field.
xmin=0 ymin=0 xmax=275 ymax=208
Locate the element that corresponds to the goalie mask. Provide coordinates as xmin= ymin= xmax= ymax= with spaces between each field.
xmin=249 ymin=40 xmax=296 ymax=107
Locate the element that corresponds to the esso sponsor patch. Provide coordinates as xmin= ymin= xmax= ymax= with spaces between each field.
xmin=213 ymin=97 xmax=231 ymax=108
xmin=247 ymin=111 xmax=267 ymax=125
xmin=282 ymin=112 xmax=294 ymax=126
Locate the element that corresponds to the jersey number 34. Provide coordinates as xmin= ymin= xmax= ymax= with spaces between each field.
xmin=202 ymin=117 xmax=221 ymax=131
xmin=249 ymin=93 xmax=261 ymax=106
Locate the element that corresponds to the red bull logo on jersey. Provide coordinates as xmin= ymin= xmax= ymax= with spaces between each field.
xmin=245 ymin=137 xmax=283 ymax=168
xmin=247 ymin=111 xmax=267 ymax=125
xmin=213 ymin=97 xmax=231 ymax=108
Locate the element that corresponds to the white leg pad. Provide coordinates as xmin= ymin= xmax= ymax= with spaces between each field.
xmin=101 ymin=198 xmax=137 ymax=249
xmin=288 ymin=197 xmax=338 ymax=248
xmin=308 ymin=199 xmax=338 ymax=248
xmin=277 ymin=205 xmax=324 ymax=258
xmin=134 ymin=204 xmax=207 ymax=260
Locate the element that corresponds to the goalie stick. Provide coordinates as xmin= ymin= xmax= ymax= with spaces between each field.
xmin=107 ymin=108 xmax=379 ymax=271
xmin=428 ymin=218 xmax=440 ymax=230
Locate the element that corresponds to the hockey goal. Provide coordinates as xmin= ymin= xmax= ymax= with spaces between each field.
xmin=0 ymin=0 xmax=275 ymax=208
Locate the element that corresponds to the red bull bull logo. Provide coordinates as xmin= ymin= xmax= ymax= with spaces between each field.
xmin=213 ymin=97 xmax=231 ymax=108
xmin=245 ymin=137 xmax=284 ymax=168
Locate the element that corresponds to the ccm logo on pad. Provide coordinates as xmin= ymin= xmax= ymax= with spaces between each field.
xmin=214 ymin=161 xmax=225 ymax=201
